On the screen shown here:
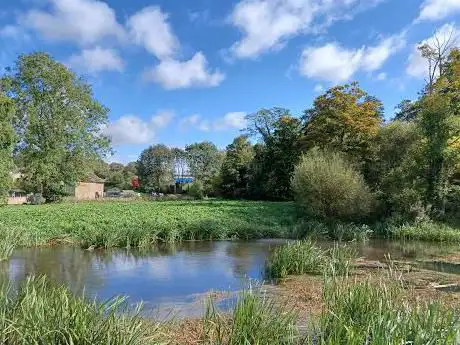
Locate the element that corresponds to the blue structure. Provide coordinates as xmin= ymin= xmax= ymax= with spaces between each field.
xmin=175 ymin=177 xmax=193 ymax=184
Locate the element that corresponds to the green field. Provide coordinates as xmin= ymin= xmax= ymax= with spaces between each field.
xmin=0 ymin=200 xmax=296 ymax=249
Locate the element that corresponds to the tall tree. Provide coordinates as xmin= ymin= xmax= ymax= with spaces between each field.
xmin=420 ymin=48 xmax=460 ymax=214
xmin=2 ymin=53 xmax=111 ymax=199
xmin=302 ymin=82 xmax=383 ymax=173
xmin=0 ymin=92 xmax=15 ymax=203
xmin=137 ymin=144 xmax=173 ymax=192
xmin=245 ymin=107 xmax=289 ymax=142
xmin=185 ymin=141 xmax=221 ymax=193
xmin=220 ymin=136 xmax=253 ymax=198
xmin=393 ymin=99 xmax=420 ymax=122
xmin=249 ymin=115 xmax=302 ymax=200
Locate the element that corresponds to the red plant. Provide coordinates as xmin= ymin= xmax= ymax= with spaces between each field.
xmin=131 ymin=176 xmax=140 ymax=189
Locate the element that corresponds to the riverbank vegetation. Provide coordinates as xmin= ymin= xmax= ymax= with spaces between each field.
xmin=0 ymin=200 xmax=295 ymax=251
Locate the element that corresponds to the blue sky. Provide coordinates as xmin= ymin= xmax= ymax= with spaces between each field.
xmin=0 ymin=0 xmax=459 ymax=163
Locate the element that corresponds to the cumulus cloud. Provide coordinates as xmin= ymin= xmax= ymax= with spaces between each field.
xmin=22 ymin=0 xmax=125 ymax=45
xmin=127 ymin=6 xmax=179 ymax=60
xmin=145 ymin=52 xmax=225 ymax=89
xmin=406 ymin=23 xmax=458 ymax=79
xmin=104 ymin=111 xmax=174 ymax=145
xmin=418 ymin=0 xmax=460 ymax=21
xmin=376 ymin=72 xmax=387 ymax=81
xmin=229 ymin=0 xmax=386 ymax=59
xmin=213 ymin=112 xmax=247 ymax=130
xmin=299 ymin=34 xmax=405 ymax=83
xmin=179 ymin=112 xmax=247 ymax=132
xmin=68 ymin=47 xmax=124 ymax=73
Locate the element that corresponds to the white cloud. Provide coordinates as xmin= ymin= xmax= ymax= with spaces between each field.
xmin=68 ymin=47 xmax=124 ymax=73
xmin=104 ymin=112 xmax=174 ymax=145
xmin=0 ymin=25 xmax=30 ymax=41
xmin=145 ymin=52 xmax=225 ymax=89
xmin=299 ymin=34 xmax=405 ymax=83
xmin=418 ymin=0 xmax=460 ymax=21
xmin=22 ymin=0 xmax=125 ymax=45
xmin=376 ymin=72 xmax=387 ymax=81
xmin=151 ymin=111 xmax=175 ymax=127
xmin=406 ymin=23 xmax=458 ymax=78
xmin=127 ymin=6 xmax=179 ymax=60
xmin=213 ymin=112 xmax=247 ymax=130
xmin=313 ymin=84 xmax=324 ymax=93
xmin=229 ymin=0 xmax=386 ymax=59
xmin=180 ymin=112 xmax=247 ymax=132
xmin=300 ymin=43 xmax=364 ymax=83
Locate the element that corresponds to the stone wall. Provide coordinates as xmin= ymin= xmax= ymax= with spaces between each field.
xmin=74 ymin=182 xmax=104 ymax=200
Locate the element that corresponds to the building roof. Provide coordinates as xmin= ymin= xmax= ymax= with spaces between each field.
xmin=81 ymin=172 xmax=105 ymax=184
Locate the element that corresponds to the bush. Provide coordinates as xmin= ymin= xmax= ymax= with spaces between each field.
xmin=292 ymin=149 xmax=374 ymax=223
xmin=187 ymin=181 xmax=205 ymax=199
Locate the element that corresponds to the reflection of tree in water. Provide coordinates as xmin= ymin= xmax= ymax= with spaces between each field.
xmin=225 ymin=242 xmax=275 ymax=278
xmin=1 ymin=247 xmax=103 ymax=294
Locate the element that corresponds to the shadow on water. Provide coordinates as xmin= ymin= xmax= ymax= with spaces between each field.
xmin=2 ymin=238 xmax=460 ymax=317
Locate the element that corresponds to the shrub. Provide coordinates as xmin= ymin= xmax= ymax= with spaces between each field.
xmin=292 ymin=149 xmax=374 ymax=223
xmin=187 ymin=181 xmax=205 ymax=199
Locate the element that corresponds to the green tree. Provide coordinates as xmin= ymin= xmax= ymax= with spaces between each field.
xmin=220 ymin=136 xmax=253 ymax=198
xmin=3 ymin=53 xmax=111 ymax=200
xmin=393 ymin=99 xmax=420 ymax=122
xmin=292 ymin=149 xmax=374 ymax=223
xmin=302 ymin=83 xmax=383 ymax=174
xmin=0 ymin=92 xmax=15 ymax=204
xmin=185 ymin=141 xmax=221 ymax=194
xmin=249 ymin=115 xmax=302 ymax=200
xmin=245 ymin=107 xmax=288 ymax=142
xmin=137 ymin=144 xmax=173 ymax=192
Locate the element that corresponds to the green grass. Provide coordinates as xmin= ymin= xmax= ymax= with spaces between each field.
xmin=317 ymin=276 xmax=460 ymax=344
xmin=203 ymin=290 xmax=299 ymax=345
xmin=0 ymin=276 xmax=162 ymax=345
xmin=265 ymin=240 xmax=357 ymax=279
xmin=390 ymin=221 xmax=460 ymax=243
xmin=0 ymin=200 xmax=296 ymax=250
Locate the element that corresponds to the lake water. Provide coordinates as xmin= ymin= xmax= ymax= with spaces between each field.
xmin=1 ymin=239 xmax=459 ymax=317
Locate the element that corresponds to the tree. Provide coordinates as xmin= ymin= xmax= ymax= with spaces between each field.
xmin=137 ymin=144 xmax=173 ymax=192
xmin=0 ymin=92 xmax=15 ymax=203
xmin=185 ymin=141 xmax=221 ymax=194
xmin=248 ymin=115 xmax=302 ymax=200
xmin=302 ymin=83 xmax=383 ymax=172
xmin=220 ymin=136 xmax=253 ymax=198
xmin=2 ymin=53 xmax=111 ymax=200
xmin=418 ymin=47 xmax=460 ymax=215
xmin=292 ymin=149 xmax=374 ymax=223
xmin=245 ymin=107 xmax=289 ymax=142
xmin=393 ymin=99 xmax=420 ymax=122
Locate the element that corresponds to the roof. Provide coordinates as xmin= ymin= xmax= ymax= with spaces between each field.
xmin=80 ymin=172 xmax=105 ymax=184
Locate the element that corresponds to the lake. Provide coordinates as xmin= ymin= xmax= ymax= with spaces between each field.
xmin=1 ymin=239 xmax=459 ymax=317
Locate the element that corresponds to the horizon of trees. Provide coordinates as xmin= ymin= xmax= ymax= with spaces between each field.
xmin=0 ymin=33 xmax=459 ymax=225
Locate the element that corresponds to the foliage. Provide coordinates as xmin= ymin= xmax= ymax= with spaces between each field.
xmin=220 ymin=136 xmax=254 ymax=198
xmin=0 ymin=92 xmax=15 ymax=204
xmin=244 ymin=107 xmax=289 ymax=142
xmin=302 ymin=82 xmax=383 ymax=171
xmin=390 ymin=220 xmax=460 ymax=242
xmin=292 ymin=149 xmax=374 ymax=223
xmin=2 ymin=53 xmax=111 ymax=200
xmin=187 ymin=180 xmax=205 ymax=199
xmin=137 ymin=144 xmax=173 ymax=192
xmin=0 ymin=200 xmax=296 ymax=249
xmin=265 ymin=241 xmax=356 ymax=279
xmin=318 ymin=277 xmax=459 ymax=344
xmin=203 ymin=290 xmax=298 ymax=345
xmin=249 ymin=115 xmax=302 ymax=200
xmin=186 ymin=142 xmax=222 ymax=195
xmin=0 ymin=276 xmax=159 ymax=345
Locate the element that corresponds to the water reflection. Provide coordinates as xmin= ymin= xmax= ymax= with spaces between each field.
xmin=1 ymin=239 xmax=459 ymax=316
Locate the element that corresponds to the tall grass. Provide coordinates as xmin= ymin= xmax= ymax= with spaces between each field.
xmin=265 ymin=241 xmax=356 ymax=279
xmin=202 ymin=290 xmax=298 ymax=345
xmin=0 ymin=276 xmax=161 ymax=344
xmin=316 ymin=276 xmax=460 ymax=344
xmin=0 ymin=200 xmax=296 ymax=250
xmin=390 ymin=220 xmax=460 ymax=243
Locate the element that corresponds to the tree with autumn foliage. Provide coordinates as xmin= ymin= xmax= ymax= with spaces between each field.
xmin=301 ymin=83 xmax=383 ymax=176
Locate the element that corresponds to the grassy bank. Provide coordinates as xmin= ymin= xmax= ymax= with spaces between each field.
xmin=0 ymin=200 xmax=295 ymax=250
xmin=6 ymin=271 xmax=459 ymax=345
